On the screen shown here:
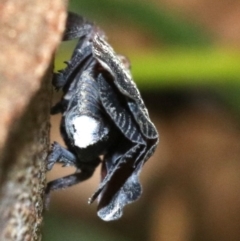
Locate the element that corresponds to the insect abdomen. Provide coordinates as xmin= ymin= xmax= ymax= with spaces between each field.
xmin=64 ymin=70 xmax=111 ymax=152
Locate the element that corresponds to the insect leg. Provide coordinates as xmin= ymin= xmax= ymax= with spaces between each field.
xmin=46 ymin=168 xmax=94 ymax=193
xmin=45 ymin=167 xmax=97 ymax=208
xmin=52 ymin=45 xmax=92 ymax=89
xmin=47 ymin=142 xmax=78 ymax=170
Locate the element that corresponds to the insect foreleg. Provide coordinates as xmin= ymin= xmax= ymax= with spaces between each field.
xmin=47 ymin=142 xmax=78 ymax=170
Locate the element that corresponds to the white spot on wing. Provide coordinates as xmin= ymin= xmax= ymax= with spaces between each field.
xmin=72 ymin=115 xmax=100 ymax=148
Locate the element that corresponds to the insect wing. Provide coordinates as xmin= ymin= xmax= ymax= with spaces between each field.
xmin=97 ymin=167 xmax=142 ymax=221
xmin=98 ymin=74 xmax=145 ymax=144
xmin=90 ymin=143 xmax=144 ymax=221
xmin=92 ymin=35 xmax=158 ymax=140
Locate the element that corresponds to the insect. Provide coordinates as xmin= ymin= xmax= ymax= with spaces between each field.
xmin=46 ymin=12 xmax=159 ymax=221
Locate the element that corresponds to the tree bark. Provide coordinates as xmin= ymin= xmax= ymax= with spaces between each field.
xmin=0 ymin=1 xmax=68 ymax=240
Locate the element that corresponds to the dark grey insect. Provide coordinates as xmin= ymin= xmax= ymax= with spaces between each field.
xmin=46 ymin=12 xmax=159 ymax=221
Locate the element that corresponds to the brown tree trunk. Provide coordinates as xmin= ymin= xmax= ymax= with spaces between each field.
xmin=0 ymin=1 xmax=68 ymax=240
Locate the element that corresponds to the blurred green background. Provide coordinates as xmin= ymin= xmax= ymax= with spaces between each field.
xmin=44 ymin=0 xmax=240 ymax=241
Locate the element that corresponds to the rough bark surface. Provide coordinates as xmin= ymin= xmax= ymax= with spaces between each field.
xmin=0 ymin=73 xmax=52 ymax=241
xmin=0 ymin=0 xmax=68 ymax=240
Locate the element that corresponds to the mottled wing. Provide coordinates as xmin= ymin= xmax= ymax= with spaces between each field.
xmin=98 ymin=74 xmax=145 ymax=144
xmin=97 ymin=166 xmax=142 ymax=221
xmin=92 ymin=34 xmax=158 ymax=140
xmin=86 ymin=74 xmax=148 ymax=220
